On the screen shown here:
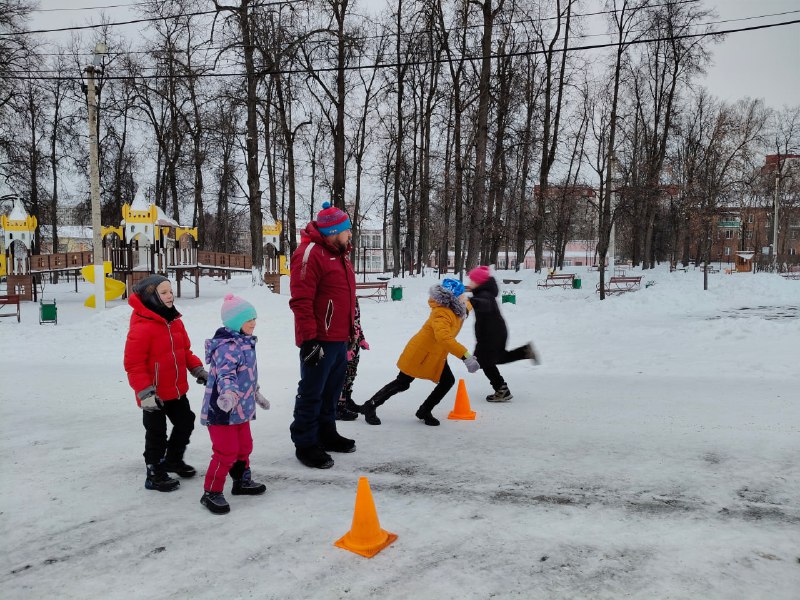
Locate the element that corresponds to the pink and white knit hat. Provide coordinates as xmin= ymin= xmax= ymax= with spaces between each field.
xmin=221 ymin=294 xmax=257 ymax=332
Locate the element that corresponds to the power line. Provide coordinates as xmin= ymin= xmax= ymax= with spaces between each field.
xmin=2 ymin=17 xmax=798 ymax=81
xmin=29 ymin=1 xmax=152 ymax=12
xmin=8 ymin=0 xmax=698 ymax=38
xmin=14 ymin=7 xmax=799 ymax=73
xmin=32 ymin=5 xmax=794 ymax=59
xmin=0 ymin=0 xmax=305 ymax=37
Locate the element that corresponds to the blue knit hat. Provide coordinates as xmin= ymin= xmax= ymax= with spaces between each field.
xmin=316 ymin=201 xmax=352 ymax=236
xmin=441 ymin=278 xmax=465 ymax=297
xmin=221 ymin=294 xmax=257 ymax=332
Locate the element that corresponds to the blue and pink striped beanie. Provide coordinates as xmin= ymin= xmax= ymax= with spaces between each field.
xmin=221 ymin=294 xmax=257 ymax=332
xmin=316 ymin=201 xmax=351 ymax=236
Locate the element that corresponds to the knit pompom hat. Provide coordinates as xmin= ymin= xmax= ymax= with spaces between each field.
xmin=221 ymin=294 xmax=257 ymax=332
xmin=468 ymin=265 xmax=491 ymax=287
xmin=316 ymin=201 xmax=352 ymax=236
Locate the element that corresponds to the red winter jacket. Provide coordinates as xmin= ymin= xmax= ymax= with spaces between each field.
xmin=289 ymin=222 xmax=356 ymax=347
xmin=123 ymin=294 xmax=203 ymax=404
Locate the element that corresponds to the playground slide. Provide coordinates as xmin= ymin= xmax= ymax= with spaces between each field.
xmin=81 ymin=262 xmax=126 ymax=307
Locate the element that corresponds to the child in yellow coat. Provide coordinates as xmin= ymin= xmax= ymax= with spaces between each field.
xmin=359 ymin=278 xmax=480 ymax=426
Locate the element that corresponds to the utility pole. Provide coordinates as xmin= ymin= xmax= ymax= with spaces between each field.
xmin=773 ymin=170 xmax=780 ymax=271
xmin=84 ymin=43 xmax=107 ymax=309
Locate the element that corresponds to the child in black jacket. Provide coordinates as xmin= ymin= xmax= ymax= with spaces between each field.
xmin=468 ymin=266 xmax=538 ymax=402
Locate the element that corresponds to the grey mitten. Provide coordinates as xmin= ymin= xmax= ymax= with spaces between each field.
xmin=255 ymin=390 xmax=270 ymax=410
xmin=190 ymin=366 xmax=208 ymax=385
xmin=137 ymin=386 xmax=163 ymax=412
xmin=462 ymin=353 xmax=480 ymax=374
xmin=216 ymin=390 xmax=237 ymax=412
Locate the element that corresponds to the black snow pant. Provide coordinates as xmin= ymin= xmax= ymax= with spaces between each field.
xmin=370 ymin=362 xmax=455 ymax=412
xmin=480 ymin=345 xmax=530 ymax=390
xmin=142 ymin=395 xmax=195 ymax=466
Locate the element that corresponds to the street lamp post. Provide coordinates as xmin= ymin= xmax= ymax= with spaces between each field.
xmin=84 ymin=43 xmax=107 ymax=309
xmin=609 ymin=155 xmax=619 ymax=271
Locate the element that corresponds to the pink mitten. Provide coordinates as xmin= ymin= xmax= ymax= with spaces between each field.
xmin=347 ymin=349 xmax=355 ymax=361
xmin=359 ymin=340 xmax=370 ymax=351
xmin=216 ymin=391 xmax=237 ymax=412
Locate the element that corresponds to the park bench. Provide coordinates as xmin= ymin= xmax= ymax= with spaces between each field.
xmin=781 ymin=271 xmax=800 ymax=280
xmin=0 ymin=294 xmax=21 ymax=323
xmin=355 ymin=280 xmax=388 ymax=301
xmin=596 ymin=275 xmax=643 ymax=295
xmin=537 ymin=273 xmax=575 ymax=289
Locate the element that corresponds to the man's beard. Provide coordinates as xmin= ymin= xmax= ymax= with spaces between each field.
xmin=329 ymin=237 xmax=347 ymax=252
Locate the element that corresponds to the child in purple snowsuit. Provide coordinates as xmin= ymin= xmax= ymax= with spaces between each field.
xmin=199 ymin=294 xmax=270 ymax=514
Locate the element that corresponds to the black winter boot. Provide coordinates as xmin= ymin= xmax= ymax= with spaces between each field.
xmin=145 ymin=464 xmax=180 ymax=492
xmin=200 ymin=490 xmax=230 ymax=514
xmin=486 ymin=385 xmax=513 ymax=402
xmin=319 ymin=426 xmax=356 ymax=453
xmin=344 ymin=394 xmax=362 ymax=415
xmin=524 ymin=342 xmax=541 ymax=365
xmin=229 ymin=460 xmax=267 ymax=495
xmin=361 ymin=399 xmax=381 ymax=425
xmin=415 ymin=406 xmax=440 ymax=426
xmin=295 ymin=446 xmax=334 ymax=469
xmin=335 ymin=396 xmax=359 ymax=421
xmin=162 ymin=459 xmax=197 ymax=478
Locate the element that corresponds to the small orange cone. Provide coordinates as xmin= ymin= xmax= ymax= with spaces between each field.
xmin=448 ymin=378 xmax=476 ymax=420
xmin=335 ymin=477 xmax=397 ymax=558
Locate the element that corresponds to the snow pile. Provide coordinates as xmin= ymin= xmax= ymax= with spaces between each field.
xmin=1 ymin=266 xmax=798 ymax=599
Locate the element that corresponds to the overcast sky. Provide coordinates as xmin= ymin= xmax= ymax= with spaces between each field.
xmin=23 ymin=0 xmax=800 ymax=109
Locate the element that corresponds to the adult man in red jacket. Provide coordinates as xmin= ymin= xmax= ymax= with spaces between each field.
xmin=289 ymin=202 xmax=357 ymax=468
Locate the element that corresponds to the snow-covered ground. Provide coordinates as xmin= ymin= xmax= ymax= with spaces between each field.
xmin=1 ymin=265 xmax=798 ymax=599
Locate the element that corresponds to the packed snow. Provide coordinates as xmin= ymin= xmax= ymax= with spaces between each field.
xmin=1 ymin=265 xmax=798 ymax=599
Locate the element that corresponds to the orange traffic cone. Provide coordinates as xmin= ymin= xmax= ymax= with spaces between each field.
xmin=448 ymin=378 xmax=476 ymax=420
xmin=335 ymin=477 xmax=398 ymax=558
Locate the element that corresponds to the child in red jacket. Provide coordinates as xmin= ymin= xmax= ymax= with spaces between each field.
xmin=124 ymin=275 xmax=207 ymax=492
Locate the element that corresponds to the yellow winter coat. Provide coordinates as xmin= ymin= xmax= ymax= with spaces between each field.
xmin=396 ymin=299 xmax=470 ymax=382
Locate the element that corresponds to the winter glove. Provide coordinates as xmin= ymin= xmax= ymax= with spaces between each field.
xmin=301 ymin=340 xmax=324 ymax=367
xmin=255 ymin=390 xmax=270 ymax=410
xmin=137 ymin=386 xmax=163 ymax=412
xmin=347 ymin=349 xmax=355 ymax=362
xmin=216 ymin=390 xmax=238 ymax=413
xmin=359 ymin=340 xmax=370 ymax=351
xmin=190 ymin=366 xmax=208 ymax=385
xmin=462 ymin=352 xmax=480 ymax=374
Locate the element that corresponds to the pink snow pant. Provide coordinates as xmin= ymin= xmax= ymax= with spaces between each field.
xmin=204 ymin=422 xmax=253 ymax=493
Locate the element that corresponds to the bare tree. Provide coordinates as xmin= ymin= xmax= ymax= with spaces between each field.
xmin=214 ymin=0 xmax=265 ymax=282
xmin=532 ymin=0 xmax=573 ymax=273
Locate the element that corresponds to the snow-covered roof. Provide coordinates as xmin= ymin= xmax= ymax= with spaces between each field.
xmin=9 ymin=199 xmax=28 ymax=221
xmin=130 ymin=188 xmax=149 ymax=211
xmin=154 ymin=206 xmax=179 ymax=227
xmin=39 ymin=225 xmax=93 ymax=239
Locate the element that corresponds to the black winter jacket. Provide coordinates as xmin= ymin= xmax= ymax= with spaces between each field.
xmin=470 ymin=277 xmax=508 ymax=364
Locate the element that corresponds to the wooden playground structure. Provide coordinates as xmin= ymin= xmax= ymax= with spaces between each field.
xmin=1 ymin=196 xmax=288 ymax=304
